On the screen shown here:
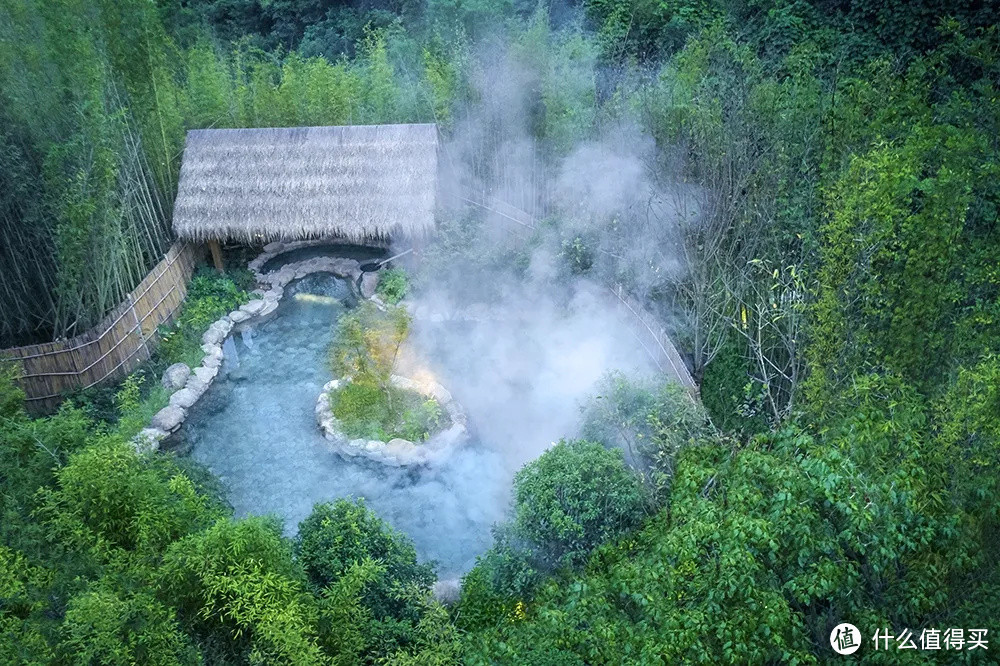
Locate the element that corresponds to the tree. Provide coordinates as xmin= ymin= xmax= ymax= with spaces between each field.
xmin=59 ymin=587 xmax=197 ymax=665
xmin=329 ymin=302 xmax=411 ymax=399
xmin=296 ymin=499 xmax=435 ymax=621
xmin=158 ymin=517 xmax=325 ymax=665
xmin=582 ymin=372 xmax=714 ymax=498
xmin=509 ymin=439 xmax=647 ymax=570
xmin=40 ymin=437 xmax=221 ymax=557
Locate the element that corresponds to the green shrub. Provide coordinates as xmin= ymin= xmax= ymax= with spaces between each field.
xmin=226 ymin=267 xmax=258 ymax=293
xmin=330 ymin=381 xmax=445 ymax=442
xmin=399 ymin=398 xmax=442 ymax=442
xmin=158 ymin=517 xmax=324 ymax=665
xmin=458 ymin=440 xmax=647 ymax=617
xmin=330 ymin=381 xmax=391 ymax=439
xmin=510 ymin=439 xmax=647 ymax=569
xmin=582 ymin=372 xmax=715 ymax=499
xmin=560 ymin=235 xmax=594 ymax=274
xmin=699 ymin=339 xmax=771 ymax=437
xmin=156 ymin=268 xmax=251 ymax=367
xmin=181 ymin=270 xmax=250 ymax=330
xmin=297 ymin=499 xmax=435 ymax=615
xmin=60 ymin=587 xmax=198 ymax=665
xmin=0 ymin=361 xmax=26 ymax=419
xmin=329 ymin=303 xmax=410 ymax=385
xmin=456 ymin=529 xmax=539 ymax=631
xmin=328 ymin=302 xmax=440 ymax=440
xmin=375 ymin=268 xmax=409 ymax=304
xmin=298 ymin=499 xmax=437 ymax=659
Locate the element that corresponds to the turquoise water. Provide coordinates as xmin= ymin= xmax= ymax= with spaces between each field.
xmin=181 ymin=272 xmax=505 ymax=577
xmin=181 ymin=267 xmax=658 ymax=579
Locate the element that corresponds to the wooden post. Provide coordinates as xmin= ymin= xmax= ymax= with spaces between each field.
xmin=207 ymin=239 xmax=224 ymax=273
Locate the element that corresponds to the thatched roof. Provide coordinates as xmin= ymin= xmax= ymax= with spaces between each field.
xmin=172 ymin=124 xmax=438 ymax=243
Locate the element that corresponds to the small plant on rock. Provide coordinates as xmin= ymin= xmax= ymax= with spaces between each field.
xmin=328 ymin=303 xmax=448 ymax=441
xmin=375 ymin=267 xmax=409 ymax=304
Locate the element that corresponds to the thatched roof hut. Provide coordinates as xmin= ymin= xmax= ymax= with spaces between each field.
xmin=172 ymin=124 xmax=438 ymax=244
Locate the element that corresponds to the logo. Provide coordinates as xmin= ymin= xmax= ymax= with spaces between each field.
xmin=831 ymin=623 xmax=861 ymax=655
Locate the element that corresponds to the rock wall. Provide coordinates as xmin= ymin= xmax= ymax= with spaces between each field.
xmin=134 ymin=242 xmax=374 ymax=453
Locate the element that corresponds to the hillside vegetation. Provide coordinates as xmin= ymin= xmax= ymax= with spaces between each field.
xmin=0 ymin=0 xmax=998 ymax=663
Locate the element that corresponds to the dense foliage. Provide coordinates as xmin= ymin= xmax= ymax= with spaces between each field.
xmin=375 ymin=268 xmax=409 ymax=306
xmin=1 ymin=0 xmax=999 ymax=663
xmin=327 ymin=301 xmax=446 ymax=441
xmin=66 ymin=268 xmax=251 ymax=429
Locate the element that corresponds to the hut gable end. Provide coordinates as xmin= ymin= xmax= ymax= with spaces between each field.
xmin=172 ymin=124 xmax=438 ymax=244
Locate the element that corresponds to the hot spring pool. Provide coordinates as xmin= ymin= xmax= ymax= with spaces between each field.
xmin=180 ymin=272 xmax=505 ymax=577
xmin=180 ymin=265 xmax=660 ymax=579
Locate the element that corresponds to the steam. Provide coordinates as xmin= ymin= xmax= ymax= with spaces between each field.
xmin=396 ymin=20 xmax=699 ymax=502
xmin=187 ymin=15 xmax=704 ymax=581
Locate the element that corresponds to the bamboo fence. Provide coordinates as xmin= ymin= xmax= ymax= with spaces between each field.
xmin=607 ymin=283 xmax=698 ymax=393
xmin=1 ymin=242 xmax=199 ymax=413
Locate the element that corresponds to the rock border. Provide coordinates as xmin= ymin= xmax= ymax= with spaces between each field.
xmin=135 ymin=241 xmax=380 ymax=453
xmin=315 ymin=374 xmax=469 ymax=467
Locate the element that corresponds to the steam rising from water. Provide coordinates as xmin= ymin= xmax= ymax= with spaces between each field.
xmin=186 ymin=21 xmax=699 ymax=577
xmin=184 ymin=270 xmax=656 ymax=577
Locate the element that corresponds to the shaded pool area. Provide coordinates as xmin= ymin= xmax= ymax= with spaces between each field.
xmin=180 ymin=272 xmax=506 ymax=577
xmin=260 ymin=243 xmax=387 ymax=273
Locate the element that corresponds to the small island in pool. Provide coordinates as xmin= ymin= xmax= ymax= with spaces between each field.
xmin=316 ymin=301 xmax=468 ymax=466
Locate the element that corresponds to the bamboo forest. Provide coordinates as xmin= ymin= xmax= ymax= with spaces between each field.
xmin=0 ymin=0 xmax=998 ymax=663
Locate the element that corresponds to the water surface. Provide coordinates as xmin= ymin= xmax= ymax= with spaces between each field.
xmin=183 ymin=273 xmax=505 ymax=576
xmin=183 ymin=269 xmax=658 ymax=578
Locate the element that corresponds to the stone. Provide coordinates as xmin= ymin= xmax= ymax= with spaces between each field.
xmin=263 ymin=241 xmax=284 ymax=253
xmin=185 ymin=377 xmax=210 ymax=398
xmin=446 ymin=402 xmax=466 ymax=425
xmin=169 ymin=388 xmax=200 ymax=409
xmin=240 ymin=299 xmax=265 ymax=316
xmin=360 ymin=271 xmax=380 ymax=298
xmin=258 ymin=301 xmax=278 ymax=317
xmin=229 ymin=309 xmax=250 ymax=323
xmin=201 ymin=345 xmax=223 ymax=366
xmin=151 ymin=405 xmax=185 ymax=432
xmin=268 ymin=269 xmax=293 ymax=287
xmin=331 ymin=258 xmax=360 ymax=278
xmin=201 ymin=319 xmax=232 ymax=346
xmin=161 ymin=363 xmax=191 ymax=390
xmin=202 ymin=328 xmax=223 ymax=346
xmin=194 ymin=365 xmax=218 ymax=382
xmin=385 ymin=439 xmax=415 ymax=463
xmin=429 ymin=383 xmax=452 ymax=404
xmin=263 ymin=287 xmax=283 ymax=301
xmin=134 ymin=427 xmax=167 ymax=454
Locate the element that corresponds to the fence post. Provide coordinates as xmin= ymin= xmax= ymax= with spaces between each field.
xmin=129 ymin=294 xmax=151 ymax=363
